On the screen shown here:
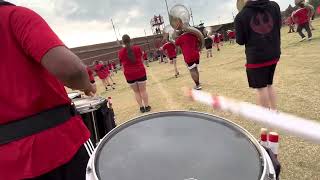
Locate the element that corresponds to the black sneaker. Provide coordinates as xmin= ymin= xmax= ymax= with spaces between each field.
xmin=140 ymin=107 xmax=146 ymax=113
xmin=145 ymin=106 xmax=151 ymax=112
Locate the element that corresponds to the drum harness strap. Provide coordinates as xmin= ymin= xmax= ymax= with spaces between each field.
xmin=0 ymin=104 xmax=78 ymax=145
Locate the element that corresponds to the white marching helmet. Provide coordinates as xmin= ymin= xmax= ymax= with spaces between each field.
xmin=295 ymin=0 xmax=305 ymax=5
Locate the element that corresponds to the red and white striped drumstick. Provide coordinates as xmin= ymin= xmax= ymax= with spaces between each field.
xmin=186 ymin=89 xmax=320 ymax=144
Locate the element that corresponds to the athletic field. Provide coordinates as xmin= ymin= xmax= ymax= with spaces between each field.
xmin=90 ymin=19 xmax=320 ymax=179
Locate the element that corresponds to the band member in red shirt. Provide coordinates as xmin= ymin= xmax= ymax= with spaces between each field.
xmin=292 ymin=0 xmax=312 ymax=41
xmin=218 ymin=33 xmax=224 ymax=46
xmin=285 ymin=17 xmax=295 ymax=33
xmin=87 ymin=67 xmax=95 ymax=84
xmin=94 ymin=61 xmax=115 ymax=91
xmin=111 ymin=60 xmax=117 ymax=73
xmin=213 ymin=33 xmax=221 ymax=51
xmin=107 ymin=61 xmax=114 ymax=76
xmin=162 ymin=40 xmax=180 ymax=78
xmin=119 ymin=35 xmax=151 ymax=113
xmin=175 ymin=32 xmax=202 ymax=90
xmin=0 ymin=2 xmax=96 ymax=180
xmin=142 ymin=51 xmax=150 ymax=67
xmin=227 ymin=30 xmax=236 ymax=44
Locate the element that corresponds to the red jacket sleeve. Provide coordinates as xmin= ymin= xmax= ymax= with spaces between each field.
xmin=10 ymin=7 xmax=65 ymax=63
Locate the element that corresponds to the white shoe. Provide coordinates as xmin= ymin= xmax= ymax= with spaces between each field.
xmin=300 ymin=37 xmax=306 ymax=42
xmin=194 ymin=85 xmax=202 ymax=90
xmin=307 ymin=37 xmax=312 ymax=41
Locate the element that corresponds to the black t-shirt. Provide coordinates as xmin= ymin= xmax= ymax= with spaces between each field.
xmin=235 ymin=0 xmax=281 ymax=64
xmin=204 ymin=37 xmax=213 ymax=49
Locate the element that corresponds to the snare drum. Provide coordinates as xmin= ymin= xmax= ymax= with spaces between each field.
xmin=86 ymin=111 xmax=276 ymax=180
xmin=68 ymin=92 xmax=81 ymax=99
xmin=73 ymin=97 xmax=116 ymax=146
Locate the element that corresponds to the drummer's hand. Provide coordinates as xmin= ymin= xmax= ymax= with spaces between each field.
xmin=84 ymin=83 xmax=96 ymax=97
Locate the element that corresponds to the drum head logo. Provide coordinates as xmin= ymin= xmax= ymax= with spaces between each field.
xmin=250 ymin=11 xmax=274 ymax=34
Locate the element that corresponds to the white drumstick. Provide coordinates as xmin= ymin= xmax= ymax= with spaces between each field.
xmin=187 ymin=89 xmax=320 ymax=144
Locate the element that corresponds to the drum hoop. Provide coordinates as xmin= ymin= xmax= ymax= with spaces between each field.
xmin=74 ymin=97 xmax=107 ymax=113
xmin=68 ymin=92 xmax=81 ymax=98
xmin=92 ymin=111 xmax=267 ymax=180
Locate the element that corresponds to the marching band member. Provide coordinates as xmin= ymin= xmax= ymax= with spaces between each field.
xmin=119 ymin=35 xmax=151 ymax=113
xmin=204 ymin=33 xmax=214 ymax=58
xmin=213 ymin=33 xmax=221 ymax=51
xmin=218 ymin=32 xmax=224 ymax=46
xmin=94 ymin=61 xmax=115 ymax=91
xmin=143 ymin=51 xmax=150 ymax=67
xmin=162 ymin=39 xmax=180 ymax=77
xmin=227 ymin=30 xmax=236 ymax=44
xmin=292 ymin=0 xmax=313 ymax=41
xmin=235 ymin=0 xmax=281 ymax=111
xmin=175 ymin=31 xmax=202 ymax=90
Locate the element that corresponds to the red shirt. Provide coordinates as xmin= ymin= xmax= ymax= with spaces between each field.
xmin=286 ymin=17 xmax=294 ymax=25
xmin=292 ymin=8 xmax=309 ymax=25
xmin=87 ymin=67 xmax=95 ymax=82
xmin=162 ymin=42 xmax=177 ymax=59
xmin=94 ymin=64 xmax=110 ymax=79
xmin=213 ymin=35 xmax=221 ymax=43
xmin=228 ymin=31 xmax=236 ymax=38
xmin=0 ymin=6 xmax=90 ymax=180
xmin=118 ymin=46 xmax=146 ymax=81
xmin=175 ymin=33 xmax=200 ymax=63
xmin=219 ymin=34 xmax=224 ymax=40
xmin=143 ymin=52 xmax=148 ymax=60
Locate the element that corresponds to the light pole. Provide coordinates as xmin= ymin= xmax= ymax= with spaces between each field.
xmin=190 ymin=8 xmax=195 ymax=26
xmin=164 ymin=0 xmax=170 ymax=23
xmin=111 ymin=18 xmax=119 ymax=43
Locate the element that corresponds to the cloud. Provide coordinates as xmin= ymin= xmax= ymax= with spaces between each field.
xmin=8 ymin=0 xmax=293 ymax=47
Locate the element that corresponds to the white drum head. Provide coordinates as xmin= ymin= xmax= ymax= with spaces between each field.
xmin=87 ymin=111 xmax=274 ymax=180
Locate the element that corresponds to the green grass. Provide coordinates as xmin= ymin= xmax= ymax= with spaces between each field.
xmin=89 ymin=19 xmax=320 ymax=180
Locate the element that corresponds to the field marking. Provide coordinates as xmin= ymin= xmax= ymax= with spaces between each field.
xmin=148 ymin=68 xmax=181 ymax=110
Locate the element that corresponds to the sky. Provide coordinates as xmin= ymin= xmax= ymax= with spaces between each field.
xmin=8 ymin=0 xmax=294 ymax=48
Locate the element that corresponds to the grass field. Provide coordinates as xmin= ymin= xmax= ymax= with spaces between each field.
xmin=90 ymin=19 xmax=320 ymax=179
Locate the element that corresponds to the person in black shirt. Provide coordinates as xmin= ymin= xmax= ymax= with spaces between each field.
xmin=235 ymin=0 xmax=281 ymax=110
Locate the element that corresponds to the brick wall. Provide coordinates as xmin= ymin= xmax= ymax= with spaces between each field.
xmin=71 ymin=34 xmax=163 ymax=65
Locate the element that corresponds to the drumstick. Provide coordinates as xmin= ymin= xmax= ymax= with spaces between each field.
xmin=185 ymin=88 xmax=320 ymax=144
